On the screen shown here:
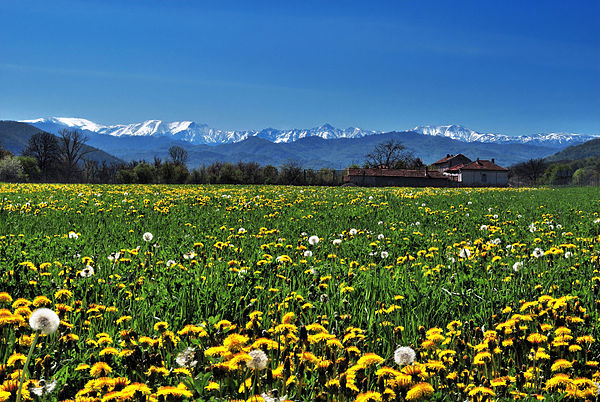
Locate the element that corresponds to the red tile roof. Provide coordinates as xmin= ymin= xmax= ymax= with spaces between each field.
xmin=432 ymin=154 xmax=470 ymax=165
xmin=446 ymin=160 xmax=508 ymax=172
xmin=346 ymin=168 xmax=447 ymax=178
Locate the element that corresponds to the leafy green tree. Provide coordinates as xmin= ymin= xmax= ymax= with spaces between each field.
xmin=263 ymin=165 xmax=279 ymax=184
xmin=17 ymin=156 xmax=41 ymax=182
xmin=133 ymin=163 xmax=156 ymax=184
xmin=572 ymin=168 xmax=600 ymax=186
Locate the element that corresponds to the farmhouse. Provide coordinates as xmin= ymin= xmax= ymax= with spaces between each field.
xmin=343 ymin=168 xmax=457 ymax=187
xmin=444 ymin=158 xmax=509 ymax=186
xmin=344 ymin=155 xmax=509 ymax=187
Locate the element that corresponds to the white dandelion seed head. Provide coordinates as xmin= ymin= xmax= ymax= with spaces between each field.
xmin=29 ymin=308 xmax=60 ymax=334
xmin=176 ymin=347 xmax=198 ymax=368
xmin=381 ymin=251 xmax=389 ymax=259
xmin=183 ymin=251 xmax=195 ymax=260
xmin=320 ymin=294 xmax=329 ymax=303
xmin=68 ymin=231 xmax=78 ymax=239
xmin=261 ymin=391 xmax=288 ymax=402
xmin=247 ymin=349 xmax=269 ymax=370
xmin=532 ymin=248 xmax=544 ymax=258
xmin=238 ymin=227 xmax=247 ymax=234
xmin=30 ymin=379 xmax=57 ymax=397
xmin=564 ymin=251 xmax=573 ymax=259
xmin=332 ymin=239 xmax=342 ymax=246
xmin=166 ymin=260 xmax=177 ymax=267
xmin=394 ymin=346 xmax=416 ymax=366
xmin=377 ymin=234 xmax=385 ymax=240
xmin=378 ymin=221 xmax=383 ymax=225
xmin=595 ymin=219 xmax=600 ymax=224
xmin=303 ymin=250 xmax=313 ymax=258
xmin=80 ymin=266 xmax=95 ymax=278
xmin=349 ymin=228 xmax=358 ymax=236
xmin=480 ymin=225 xmax=488 ymax=231
xmin=512 ymin=261 xmax=523 ymax=272
xmin=308 ymin=235 xmax=320 ymax=245
xmin=143 ymin=232 xmax=153 ymax=242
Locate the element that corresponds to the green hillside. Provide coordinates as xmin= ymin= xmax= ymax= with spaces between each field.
xmin=0 ymin=121 xmax=123 ymax=165
xmin=545 ymin=138 xmax=600 ymax=162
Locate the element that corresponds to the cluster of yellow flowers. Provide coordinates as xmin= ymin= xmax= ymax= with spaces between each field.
xmin=1 ymin=289 xmax=598 ymax=400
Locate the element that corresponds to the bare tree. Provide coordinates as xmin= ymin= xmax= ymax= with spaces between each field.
xmin=58 ymin=129 xmax=92 ymax=181
xmin=365 ymin=139 xmax=414 ymax=169
xmin=23 ymin=132 xmax=61 ymax=179
xmin=168 ymin=145 xmax=188 ymax=166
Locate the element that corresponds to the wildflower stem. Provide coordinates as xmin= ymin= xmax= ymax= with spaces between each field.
xmin=16 ymin=331 xmax=40 ymax=402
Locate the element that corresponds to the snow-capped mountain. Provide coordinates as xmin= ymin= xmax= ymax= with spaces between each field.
xmin=21 ymin=117 xmax=377 ymax=145
xmin=20 ymin=118 xmax=597 ymax=148
xmin=413 ymin=125 xmax=598 ymax=147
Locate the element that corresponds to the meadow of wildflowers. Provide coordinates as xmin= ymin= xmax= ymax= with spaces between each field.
xmin=1 ymin=183 xmax=600 ymax=401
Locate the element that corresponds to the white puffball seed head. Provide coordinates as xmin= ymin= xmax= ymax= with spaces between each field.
xmin=29 ymin=308 xmax=60 ymax=335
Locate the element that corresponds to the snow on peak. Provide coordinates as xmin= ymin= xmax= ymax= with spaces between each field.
xmin=413 ymin=124 xmax=598 ymax=147
xmin=19 ymin=117 xmax=597 ymax=148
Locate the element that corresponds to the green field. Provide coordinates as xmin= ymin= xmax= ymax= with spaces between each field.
xmin=1 ymin=184 xmax=600 ymax=401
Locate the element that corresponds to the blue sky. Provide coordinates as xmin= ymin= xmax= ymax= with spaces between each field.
xmin=1 ymin=0 xmax=598 ymax=135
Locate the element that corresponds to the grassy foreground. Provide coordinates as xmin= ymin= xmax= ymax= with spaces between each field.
xmin=1 ymin=183 xmax=600 ymax=401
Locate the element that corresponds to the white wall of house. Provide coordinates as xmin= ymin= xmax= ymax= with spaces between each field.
xmin=461 ymin=170 xmax=508 ymax=186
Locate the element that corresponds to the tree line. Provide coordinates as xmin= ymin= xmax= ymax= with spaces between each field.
xmin=4 ymin=130 xmax=600 ymax=187
xmin=0 ymin=129 xmax=344 ymax=185
xmin=510 ymin=157 xmax=600 ymax=186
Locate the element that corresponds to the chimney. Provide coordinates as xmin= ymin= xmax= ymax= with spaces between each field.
xmin=425 ymin=166 xmax=428 ymax=176
xmin=446 ymin=154 xmax=450 ymax=158
xmin=491 ymin=158 xmax=495 ymax=164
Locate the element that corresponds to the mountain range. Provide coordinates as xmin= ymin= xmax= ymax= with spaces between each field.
xmin=2 ymin=117 xmax=597 ymax=169
xmin=22 ymin=117 xmax=597 ymax=149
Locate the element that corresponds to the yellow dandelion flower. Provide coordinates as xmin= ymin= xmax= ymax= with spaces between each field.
xmin=6 ymin=353 xmax=27 ymax=367
xmin=551 ymin=359 xmax=573 ymax=372
xmin=282 ymin=312 xmax=295 ymax=324
xmin=526 ymin=333 xmax=548 ymax=344
xmin=545 ymin=373 xmax=572 ymax=390
xmin=223 ymin=333 xmax=248 ymax=352
xmin=89 ymin=362 xmax=112 ymax=377
xmin=156 ymin=383 xmax=193 ymax=398
xmin=405 ymin=382 xmax=434 ymax=400
xmin=355 ymin=391 xmax=383 ymax=402
xmin=357 ymin=353 xmax=384 ymax=367
xmin=0 ymin=292 xmax=13 ymax=303
xmin=468 ymin=386 xmax=496 ymax=397
xmin=205 ymin=381 xmax=220 ymax=391
xmin=32 ymin=296 xmax=52 ymax=307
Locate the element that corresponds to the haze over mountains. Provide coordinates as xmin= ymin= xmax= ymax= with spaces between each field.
xmin=3 ymin=117 xmax=596 ymax=169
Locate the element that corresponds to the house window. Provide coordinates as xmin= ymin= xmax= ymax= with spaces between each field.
xmin=482 ymin=173 xmax=487 ymax=183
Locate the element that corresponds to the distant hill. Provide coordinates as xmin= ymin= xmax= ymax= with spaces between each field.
xmin=106 ymin=130 xmax=559 ymax=169
xmin=0 ymin=121 xmax=123 ymax=165
xmin=545 ymin=138 xmax=600 ymax=162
